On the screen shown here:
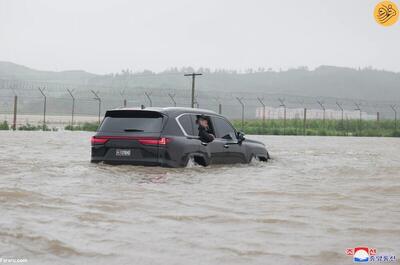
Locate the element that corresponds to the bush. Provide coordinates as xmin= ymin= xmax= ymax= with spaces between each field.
xmin=18 ymin=123 xmax=50 ymax=131
xmin=391 ymin=130 xmax=400 ymax=137
xmin=65 ymin=122 xmax=99 ymax=132
xmin=318 ymin=129 xmax=327 ymax=136
xmin=0 ymin=121 xmax=9 ymax=130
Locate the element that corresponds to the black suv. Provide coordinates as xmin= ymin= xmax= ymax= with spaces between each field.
xmin=91 ymin=107 xmax=269 ymax=167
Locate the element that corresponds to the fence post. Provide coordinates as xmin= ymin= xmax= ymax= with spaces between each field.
xmin=38 ymin=87 xmax=47 ymax=131
xmin=66 ymin=89 xmax=75 ymax=130
xmin=303 ymin=107 xmax=307 ymax=135
xmin=236 ymin=97 xmax=245 ymax=131
xmin=257 ymin=97 xmax=266 ymax=133
xmin=145 ymin=92 xmax=153 ymax=107
xmin=278 ymin=98 xmax=286 ymax=135
xmin=12 ymin=95 xmax=17 ymax=130
xmin=168 ymin=93 xmax=176 ymax=107
xmin=10 ymin=85 xmax=18 ymax=130
xmin=120 ymin=90 xmax=127 ymax=107
xmin=91 ymin=90 xmax=101 ymax=124
xmin=213 ymin=97 xmax=221 ymax=114
xmin=317 ymin=100 xmax=326 ymax=128
xmin=354 ymin=103 xmax=362 ymax=136
xmin=336 ymin=102 xmax=344 ymax=134
xmin=390 ymin=105 xmax=397 ymax=131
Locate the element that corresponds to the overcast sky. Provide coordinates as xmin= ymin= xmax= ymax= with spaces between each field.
xmin=0 ymin=0 xmax=399 ymax=74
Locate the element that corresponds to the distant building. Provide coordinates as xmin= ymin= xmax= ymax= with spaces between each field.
xmin=255 ymin=107 xmax=375 ymax=120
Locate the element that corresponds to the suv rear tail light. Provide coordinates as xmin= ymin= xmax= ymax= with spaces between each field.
xmin=91 ymin=136 xmax=109 ymax=145
xmin=91 ymin=136 xmax=171 ymax=146
xmin=138 ymin=137 xmax=171 ymax=145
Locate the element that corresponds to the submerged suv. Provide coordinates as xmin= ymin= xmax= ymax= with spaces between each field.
xmin=91 ymin=107 xmax=269 ymax=167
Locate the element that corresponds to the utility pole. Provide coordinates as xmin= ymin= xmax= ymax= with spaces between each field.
xmin=66 ymin=89 xmax=75 ymax=130
xmin=236 ymin=97 xmax=245 ymax=131
xmin=168 ymin=93 xmax=176 ymax=107
xmin=354 ymin=103 xmax=362 ymax=136
xmin=91 ymin=90 xmax=101 ymax=124
xmin=38 ymin=87 xmax=47 ymax=131
xmin=278 ymin=98 xmax=286 ymax=135
xmin=257 ymin=97 xmax=266 ymax=133
xmin=390 ymin=105 xmax=397 ymax=131
xmin=184 ymin=73 xmax=202 ymax=108
xmin=144 ymin=92 xmax=152 ymax=107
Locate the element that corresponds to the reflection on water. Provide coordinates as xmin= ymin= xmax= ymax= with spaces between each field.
xmin=0 ymin=132 xmax=399 ymax=265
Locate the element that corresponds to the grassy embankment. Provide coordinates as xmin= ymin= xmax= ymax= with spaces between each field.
xmin=0 ymin=121 xmax=56 ymax=131
xmin=64 ymin=122 xmax=99 ymax=131
xmin=1 ymin=119 xmax=399 ymax=137
xmin=0 ymin=121 xmax=94 ymax=131
xmin=232 ymin=119 xmax=400 ymax=137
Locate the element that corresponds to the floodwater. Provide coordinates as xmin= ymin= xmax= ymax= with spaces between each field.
xmin=0 ymin=131 xmax=399 ymax=265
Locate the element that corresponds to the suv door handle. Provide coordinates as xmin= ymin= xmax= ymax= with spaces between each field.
xmin=223 ymin=144 xmax=229 ymax=148
xmin=201 ymin=142 xmax=208 ymax=146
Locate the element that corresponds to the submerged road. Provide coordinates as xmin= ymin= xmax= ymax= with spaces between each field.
xmin=0 ymin=131 xmax=399 ymax=265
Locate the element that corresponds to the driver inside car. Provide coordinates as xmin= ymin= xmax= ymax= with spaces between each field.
xmin=197 ymin=115 xmax=215 ymax=143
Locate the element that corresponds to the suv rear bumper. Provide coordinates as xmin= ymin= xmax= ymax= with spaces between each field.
xmin=90 ymin=158 xmax=183 ymax=168
xmin=90 ymin=156 xmax=160 ymax=165
xmin=91 ymin=147 xmax=186 ymax=168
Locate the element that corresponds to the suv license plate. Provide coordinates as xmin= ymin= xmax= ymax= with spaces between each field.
xmin=116 ymin=149 xmax=131 ymax=157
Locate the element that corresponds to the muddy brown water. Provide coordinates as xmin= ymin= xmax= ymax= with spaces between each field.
xmin=0 ymin=131 xmax=399 ymax=264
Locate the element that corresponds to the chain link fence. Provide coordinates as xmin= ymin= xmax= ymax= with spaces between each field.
xmin=0 ymin=79 xmax=398 ymax=132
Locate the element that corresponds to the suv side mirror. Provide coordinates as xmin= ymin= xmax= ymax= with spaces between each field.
xmin=236 ymin=131 xmax=245 ymax=143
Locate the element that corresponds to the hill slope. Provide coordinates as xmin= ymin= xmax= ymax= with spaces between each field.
xmin=0 ymin=62 xmax=399 ymax=101
xmin=0 ymin=61 xmax=96 ymax=82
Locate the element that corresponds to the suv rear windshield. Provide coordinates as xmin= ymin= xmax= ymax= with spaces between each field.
xmin=99 ymin=110 xmax=164 ymax=133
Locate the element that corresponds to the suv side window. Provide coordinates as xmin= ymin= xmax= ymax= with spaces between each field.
xmin=191 ymin=114 xmax=216 ymax=137
xmin=213 ymin=117 xmax=237 ymax=140
xmin=178 ymin=114 xmax=194 ymax=135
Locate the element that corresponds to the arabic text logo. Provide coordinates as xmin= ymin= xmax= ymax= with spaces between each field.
xmin=374 ymin=1 xmax=399 ymax=26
